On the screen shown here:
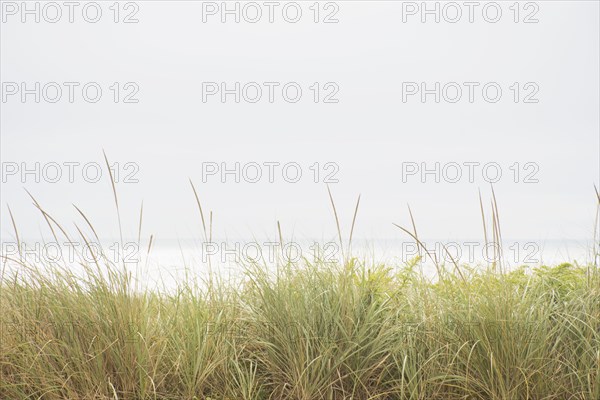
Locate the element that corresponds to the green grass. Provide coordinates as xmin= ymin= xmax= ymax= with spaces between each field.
xmin=2 ymin=173 xmax=599 ymax=399
xmin=1 ymin=257 xmax=598 ymax=399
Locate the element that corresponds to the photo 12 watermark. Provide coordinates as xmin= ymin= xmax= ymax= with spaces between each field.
xmin=199 ymin=240 xmax=343 ymax=264
xmin=201 ymin=82 xmax=340 ymax=104
xmin=400 ymin=1 xmax=539 ymax=24
xmin=399 ymin=240 xmax=541 ymax=265
xmin=200 ymin=161 xmax=340 ymax=184
xmin=1 ymin=82 xmax=140 ymax=104
xmin=1 ymin=161 xmax=140 ymax=184
xmin=200 ymin=1 xmax=340 ymax=24
xmin=401 ymin=82 xmax=539 ymax=104
xmin=401 ymin=162 xmax=540 ymax=184
xmin=1 ymin=1 xmax=140 ymax=24
xmin=1 ymin=241 xmax=142 ymax=265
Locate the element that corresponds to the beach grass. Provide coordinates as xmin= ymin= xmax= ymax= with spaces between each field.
xmin=1 ymin=256 xmax=598 ymax=399
xmin=1 ymin=171 xmax=599 ymax=399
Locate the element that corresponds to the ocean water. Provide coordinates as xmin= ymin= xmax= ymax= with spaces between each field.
xmin=3 ymin=237 xmax=595 ymax=291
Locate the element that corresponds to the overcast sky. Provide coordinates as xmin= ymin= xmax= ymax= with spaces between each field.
xmin=1 ymin=1 xmax=599 ymax=267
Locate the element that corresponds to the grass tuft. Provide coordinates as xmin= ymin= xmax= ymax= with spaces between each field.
xmin=1 ymin=257 xmax=598 ymax=399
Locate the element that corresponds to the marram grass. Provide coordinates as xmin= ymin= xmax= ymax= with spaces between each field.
xmin=1 ymin=258 xmax=599 ymax=400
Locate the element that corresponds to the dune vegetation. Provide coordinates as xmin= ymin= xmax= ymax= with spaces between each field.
xmin=1 ymin=252 xmax=599 ymax=399
xmin=1 ymin=172 xmax=599 ymax=399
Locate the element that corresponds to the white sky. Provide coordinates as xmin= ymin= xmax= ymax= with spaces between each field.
xmin=1 ymin=1 xmax=599 ymax=267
